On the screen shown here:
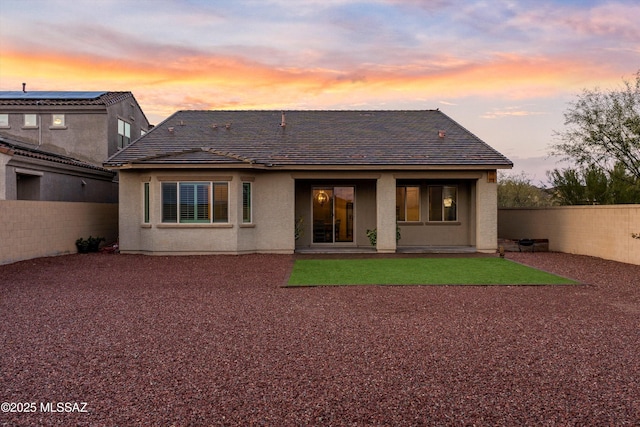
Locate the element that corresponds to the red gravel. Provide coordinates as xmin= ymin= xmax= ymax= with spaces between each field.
xmin=1 ymin=252 xmax=639 ymax=426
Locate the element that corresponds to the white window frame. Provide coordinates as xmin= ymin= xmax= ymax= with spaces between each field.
xmin=51 ymin=114 xmax=65 ymax=127
xmin=242 ymin=182 xmax=252 ymax=223
xmin=23 ymin=114 xmax=37 ymax=127
xmin=0 ymin=114 xmax=8 ymax=127
xmin=118 ymin=118 xmax=131 ymax=148
xmin=161 ymin=181 xmax=229 ymax=224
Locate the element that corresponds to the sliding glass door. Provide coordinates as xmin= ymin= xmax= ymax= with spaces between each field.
xmin=312 ymin=186 xmax=354 ymax=244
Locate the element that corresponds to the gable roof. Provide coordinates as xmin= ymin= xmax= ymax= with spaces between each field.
xmin=0 ymin=91 xmax=136 ymax=107
xmin=105 ymin=110 xmax=512 ymax=169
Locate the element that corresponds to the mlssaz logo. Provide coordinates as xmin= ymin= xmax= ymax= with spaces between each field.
xmin=40 ymin=402 xmax=88 ymax=413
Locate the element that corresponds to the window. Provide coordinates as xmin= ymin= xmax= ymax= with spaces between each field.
xmin=396 ymin=186 xmax=420 ymax=221
xmin=428 ymin=186 xmax=457 ymax=222
xmin=0 ymin=114 xmax=8 ymax=127
xmin=143 ymin=183 xmax=150 ymax=223
xmin=180 ymin=182 xmax=210 ymax=223
xmin=161 ymin=181 xmax=228 ymax=224
xmin=52 ymin=114 xmax=65 ymax=127
xmin=118 ymin=119 xmax=131 ymax=148
xmin=212 ymin=183 xmax=229 ymax=222
xmin=162 ymin=183 xmax=178 ymax=222
xmin=24 ymin=114 xmax=37 ymax=127
xmin=242 ymin=182 xmax=252 ymax=223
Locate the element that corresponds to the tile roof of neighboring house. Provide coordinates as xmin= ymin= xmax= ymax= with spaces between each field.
xmin=0 ymin=134 xmax=114 ymax=174
xmin=105 ymin=110 xmax=513 ymax=169
xmin=0 ymin=91 xmax=135 ymax=107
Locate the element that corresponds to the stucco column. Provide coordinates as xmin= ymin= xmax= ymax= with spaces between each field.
xmin=376 ymin=173 xmax=396 ymax=253
xmin=475 ymin=173 xmax=498 ymax=253
xmin=0 ymin=153 xmax=9 ymax=200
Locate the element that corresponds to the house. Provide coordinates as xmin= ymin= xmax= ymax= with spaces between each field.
xmin=104 ymin=110 xmax=512 ymax=255
xmin=0 ymin=134 xmax=117 ymax=202
xmin=0 ymin=90 xmax=151 ymax=167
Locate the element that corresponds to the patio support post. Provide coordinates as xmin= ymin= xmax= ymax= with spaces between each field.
xmin=475 ymin=172 xmax=498 ymax=253
xmin=376 ymin=174 xmax=396 ymax=253
xmin=0 ymin=153 xmax=10 ymax=199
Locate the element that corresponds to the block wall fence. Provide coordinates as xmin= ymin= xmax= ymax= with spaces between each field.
xmin=2 ymin=202 xmax=638 ymax=266
xmin=499 ymin=205 xmax=640 ymax=265
xmin=0 ymin=201 xmax=118 ymax=265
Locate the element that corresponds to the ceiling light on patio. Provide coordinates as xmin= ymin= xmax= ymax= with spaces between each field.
xmin=316 ymin=190 xmax=329 ymax=206
xmin=444 ymin=196 xmax=454 ymax=208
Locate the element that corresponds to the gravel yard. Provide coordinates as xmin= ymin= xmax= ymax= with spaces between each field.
xmin=1 ymin=252 xmax=639 ymax=426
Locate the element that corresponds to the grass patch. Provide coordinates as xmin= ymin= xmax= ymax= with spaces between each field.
xmin=287 ymin=257 xmax=577 ymax=286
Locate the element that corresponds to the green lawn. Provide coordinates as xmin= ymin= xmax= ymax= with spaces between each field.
xmin=287 ymin=257 xmax=577 ymax=286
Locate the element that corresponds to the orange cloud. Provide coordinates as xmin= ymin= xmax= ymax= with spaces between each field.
xmin=0 ymin=45 xmax=629 ymax=124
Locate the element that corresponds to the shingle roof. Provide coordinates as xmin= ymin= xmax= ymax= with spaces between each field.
xmin=105 ymin=110 xmax=513 ymax=169
xmin=0 ymin=134 xmax=114 ymax=174
xmin=0 ymin=91 xmax=134 ymax=107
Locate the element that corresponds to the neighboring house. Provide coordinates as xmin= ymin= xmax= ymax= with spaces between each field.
xmin=0 ymin=134 xmax=117 ymax=202
xmin=0 ymin=90 xmax=151 ymax=166
xmin=104 ymin=110 xmax=512 ymax=255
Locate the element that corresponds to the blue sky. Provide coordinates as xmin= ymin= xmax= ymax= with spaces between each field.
xmin=1 ymin=0 xmax=638 ymax=183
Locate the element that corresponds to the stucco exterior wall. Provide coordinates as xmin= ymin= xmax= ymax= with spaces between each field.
xmin=0 ymin=110 xmax=109 ymax=164
xmin=499 ymin=205 xmax=640 ymax=265
xmin=253 ymin=173 xmax=295 ymax=253
xmin=0 ymin=152 xmax=10 ymax=199
xmin=117 ymin=169 xmax=501 ymax=255
xmin=118 ymin=169 xmax=296 ymax=255
xmin=106 ymin=101 xmax=151 ymax=159
xmin=376 ymin=174 xmax=397 ymax=253
xmin=0 ymin=201 xmax=118 ymax=265
xmin=396 ymin=181 xmax=474 ymax=247
xmin=2 ymin=162 xmax=117 ymax=202
xmin=475 ymin=173 xmax=498 ymax=252
xmin=0 ymin=97 xmax=150 ymax=165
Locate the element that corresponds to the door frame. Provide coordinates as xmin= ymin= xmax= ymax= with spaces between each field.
xmin=311 ymin=185 xmax=356 ymax=245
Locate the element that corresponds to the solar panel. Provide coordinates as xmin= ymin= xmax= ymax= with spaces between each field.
xmin=0 ymin=91 xmax=107 ymax=99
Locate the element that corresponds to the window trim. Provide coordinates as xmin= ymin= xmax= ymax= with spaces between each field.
xmin=179 ymin=182 xmax=211 ymax=223
xmin=23 ymin=114 xmax=38 ymax=128
xmin=51 ymin=114 xmax=65 ymax=128
xmin=161 ymin=181 xmax=229 ymax=224
xmin=428 ymin=185 xmax=458 ymax=222
xmin=118 ymin=118 xmax=131 ymax=148
xmin=143 ymin=182 xmax=150 ymax=224
xmin=396 ymin=185 xmax=421 ymax=222
xmin=0 ymin=113 xmax=9 ymax=128
xmin=242 ymin=182 xmax=252 ymax=223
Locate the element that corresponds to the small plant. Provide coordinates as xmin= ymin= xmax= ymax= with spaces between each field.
xmin=294 ymin=217 xmax=304 ymax=241
xmin=76 ymin=236 xmax=105 ymax=253
xmin=366 ymin=228 xmax=377 ymax=246
xmin=75 ymin=238 xmax=90 ymax=254
xmin=366 ymin=225 xmax=401 ymax=247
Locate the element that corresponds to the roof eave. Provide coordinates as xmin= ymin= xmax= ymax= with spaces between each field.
xmin=104 ymin=162 xmax=513 ymax=171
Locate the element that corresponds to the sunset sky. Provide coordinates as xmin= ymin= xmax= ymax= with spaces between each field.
xmin=1 ymin=0 xmax=638 ymax=183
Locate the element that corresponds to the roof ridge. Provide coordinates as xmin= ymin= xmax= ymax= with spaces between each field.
xmin=201 ymin=147 xmax=255 ymax=164
xmin=134 ymin=147 xmax=204 ymax=162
